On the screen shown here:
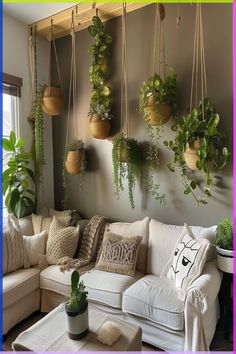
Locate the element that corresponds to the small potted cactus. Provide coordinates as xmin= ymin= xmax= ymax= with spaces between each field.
xmin=65 ymin=271 xmax=89 ymax=339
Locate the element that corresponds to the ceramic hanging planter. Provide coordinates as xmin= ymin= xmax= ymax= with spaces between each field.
xmin=42 ymin=86 xmax=64 ymax=116
xmin=183 ymin=140 xmax=200 ymax=171
xmin=89 ymin=114 xmax=111 ymax=140
xmin=146 ymin=95 xmax=172 ymax=126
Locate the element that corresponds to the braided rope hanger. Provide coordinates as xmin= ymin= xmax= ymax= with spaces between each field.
xmin=152 ymin=3 xmax=166 ymax=79
xmin=48 ymin=20 xmax=63 ymax=90
xmin=189 ymin=4 xmax=208 ymax=117
xmin=121 ymin=2 xmax=129 ymax=137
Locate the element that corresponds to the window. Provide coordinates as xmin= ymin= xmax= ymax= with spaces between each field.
xmin=2 ymin=73 xmax=22 ymax=219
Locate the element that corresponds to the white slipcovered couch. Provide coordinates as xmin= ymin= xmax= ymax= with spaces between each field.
xmin=3 ymin=215 xmax=222 ymax=351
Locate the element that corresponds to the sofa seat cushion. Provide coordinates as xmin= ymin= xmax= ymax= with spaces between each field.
xmin=3 ymin=268 xmax=40 ymax=309
xmin=122 ymin=274 xmax=184 ymax=331
xmin=40 ymin=263 xmax=95 ymax=296
xmin=81 ymin=269 xmax=143 ymax=309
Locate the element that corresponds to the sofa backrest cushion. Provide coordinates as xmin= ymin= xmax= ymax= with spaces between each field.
xmin=106 ymin=217 xmax=149 ymax=273
xmin=147 ymin=219 xmax=217 ymax=276
xmin=18 ymin=216 xmax=34 ymax=236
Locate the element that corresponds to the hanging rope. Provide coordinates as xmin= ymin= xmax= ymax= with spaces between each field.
xmin=177 ymin=3 xmax=181 ymax=30
xmin=65 ymin=11 xmax=79 ymax=154
xmin=189 ymin=4 xmax=207 ymax=116
xmin=121 ymin=3 xmax=129 ymax=137
xmin=48 ymin=20 xmax=63 ymax=90
xmin=152 ymin=4 xmax=166 ymax=78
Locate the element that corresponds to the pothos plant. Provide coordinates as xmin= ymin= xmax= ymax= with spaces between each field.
xmin=62 ymin=140 xmax=86 ymax=208
xmin=139 ymin=69 xmax=177 ymax=204
xmin=31 ymin=86 xmax=46 ymax=201
xmin=2 ymin=131 xmax=36 ymax=218
xmin=88 ymin=15 xmax=112 ymax=121
xmin=164 ymin=99 xmax=229 ymax=205
xmin=112 ymin=133 xmax=140 ymax=209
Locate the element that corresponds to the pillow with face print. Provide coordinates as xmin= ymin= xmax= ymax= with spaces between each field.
xmin=166 ymin=224 xmax=210 ymax=296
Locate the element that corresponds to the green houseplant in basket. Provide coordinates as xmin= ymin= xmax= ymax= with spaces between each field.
xmin=112 ymin=133 xmax=140 ymax=209
xmin=2 ymin=131 xmax=36 ymax=218
xmin=65 ymin=271 xmax=88 ymax=339
xmin=216 ymin=218 xmax=233 ymax=274
xmin=88 ymin=15 xmax=112 ymax=139
xmin=164 ymin=99 xmax=229 ymax=205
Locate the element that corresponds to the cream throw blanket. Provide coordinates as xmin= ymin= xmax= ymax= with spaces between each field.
xmin=58 ymin=215 xmax=108 ymax=272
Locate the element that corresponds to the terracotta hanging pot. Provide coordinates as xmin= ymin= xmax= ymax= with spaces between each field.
xmin=65 ymin=151 xmax=81 ymax=175
xmin=146 ymin=95 xmax=171 ymax=126
xmin=89 ymin=114 xmax=111 ymax=139
xmin=42 ymin=86 xmax=64 ymax=116
xmin=183 ymin=141 xmax=200 ymax=171
xmin=117 ymin=142 xmax=129 ymax=163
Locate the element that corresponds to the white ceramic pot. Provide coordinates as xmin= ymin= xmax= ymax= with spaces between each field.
xmin=65 ymin=307 xmax=89 ymax=340
xmin=216 ymin=246 xmax=233 ymax=274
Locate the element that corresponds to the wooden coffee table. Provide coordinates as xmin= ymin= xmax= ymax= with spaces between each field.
xmin=12 ymin=303 xmax=142 ymax=351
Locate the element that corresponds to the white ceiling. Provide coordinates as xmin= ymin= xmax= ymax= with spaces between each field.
xmin=3 ymin=3 xmax=76 ymax=25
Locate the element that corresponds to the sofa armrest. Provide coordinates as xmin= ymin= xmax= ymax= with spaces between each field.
xmin=185 ymin=260 xmax=222 ymax=314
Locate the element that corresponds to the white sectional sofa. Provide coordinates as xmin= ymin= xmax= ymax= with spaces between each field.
xmin=3 ymin=215 xmax=222 ymax=352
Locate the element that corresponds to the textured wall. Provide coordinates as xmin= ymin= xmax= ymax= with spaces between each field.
xmin=52 ymin=3 xmax=232 ymax=225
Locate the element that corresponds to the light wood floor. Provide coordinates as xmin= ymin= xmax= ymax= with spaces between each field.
xmin=3 ymin=310 xmax=233 ymax=352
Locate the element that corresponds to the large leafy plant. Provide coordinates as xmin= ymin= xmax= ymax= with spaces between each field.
xmin=88 ymin=16 xmax=112 ymax=120
xmin=216 ymin=218 xmax=233 ymax=250
xmin=3 ymin=131 xmax=36 ymax=218
xmin=165 ymin=99 xmax=229 ymax=204
xmin=112 ymin=133 xmax=140 ymax=209
xmin=65 ymin=271 xmax=88 ymax=314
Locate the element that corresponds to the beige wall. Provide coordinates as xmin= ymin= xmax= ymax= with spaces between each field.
xmin=52 ymin=3 xmax=232 ymax=225
xmin=3 ymin=12 xmax=54 ymax=209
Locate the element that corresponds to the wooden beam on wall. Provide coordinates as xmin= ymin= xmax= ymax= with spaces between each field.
xmin=29 ymin=3 xmax=150 ymax=41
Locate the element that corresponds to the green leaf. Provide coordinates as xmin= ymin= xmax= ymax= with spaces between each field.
xmin=15 ymin=198 xmax=26 ymax=219
xmin=2 ymin=138 xmax=13 ymax=152
xmin=9 ymin=189 xmax=20 ymax=214
xmin=25 ymin=168 xmax=35 ymax=182
xmin=10 ymin=131 xmax=16 ymax=147
xmin=88 ymin=25 xmax=97 ymax=37
xmin=184 ymin=186 xmax=191 ymax=195
xmin=71 ymin=271 xmax=80 ymax=293
xmin=190 ymin=181 xmax=197 ymax=190
xmin=26 ymin=189 xmax=35 ymax=196
xmin=15 ymin=137 xmax=24 ymax=149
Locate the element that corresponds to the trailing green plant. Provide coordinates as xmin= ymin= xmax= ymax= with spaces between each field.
xmin=164 ymin=99 xmax=229 ymax=205
xmin=216 ymin=218 xmax=233 ymax=251
xmin=139 ymin=69 xmax=177 ymax=123
xmin=112 ymin=133 xmax=140 ymax=209
xmin=31 ymin=86 xmax=45 ymax=200
xmin=2 ymin=131 xmax=36 ymax=218
xmin=88 ymin=15 xmax=112 ymax=120
xmin=62 ymin=139 xmax=86 ymax=208
xmin=65 ymin=271 xmax=88 ymax=314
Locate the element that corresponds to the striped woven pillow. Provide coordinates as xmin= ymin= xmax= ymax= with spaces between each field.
xmin=3 ymin=214 xmax=30 ymax=275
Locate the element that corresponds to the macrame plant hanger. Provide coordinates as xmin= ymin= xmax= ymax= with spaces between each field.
xmin=120 ymin=3 xmax=130 ymax=139
xmin=190 ymin=3 xmax=208 ymax=116
xmin=152 ymin=4 xmax=166 ymax=79
xmin=48 ymin=20 xmax=63 ymax=91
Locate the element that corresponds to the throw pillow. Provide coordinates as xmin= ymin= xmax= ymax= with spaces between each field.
xmin=95 ymin=232 xmax=142 ymax=277
xmin=3 ymin=214 xmax=30 ymax=275
xmin=32 ymin=214 xmax=71 ymax=235
xmin=23 ymin=231 xmax=47 ymax=266
xmin=49 ymin=208 xmax=71 ymax=219
xmin=46 ymin=217 xmax=80 ymax=265
xmin=166 ymin=224 xmax=210 ymax=295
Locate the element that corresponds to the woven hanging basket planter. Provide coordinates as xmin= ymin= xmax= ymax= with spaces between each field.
xmin=42 ymin=86 xmax=64 ymax=116
xmin=146 ymin=95 xmax=171 ymax=126
xmin=183 ymin=140 xmax=200 ymax=171
xmin=65 ymin=151 xmax=82 ymax=175
xmin=89 ymin=114 xmax=111 ymax=140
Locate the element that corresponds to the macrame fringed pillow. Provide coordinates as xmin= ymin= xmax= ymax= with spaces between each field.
xmin=165 ymin=224 xmax=210 ymax=300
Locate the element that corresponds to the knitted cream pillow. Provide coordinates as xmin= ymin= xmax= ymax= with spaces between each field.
xmin=46 ymin=217 xmax=79 ymax=265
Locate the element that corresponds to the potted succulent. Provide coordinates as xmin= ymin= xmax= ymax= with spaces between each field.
xmin=139 ymin=69 xmax=177 ymax=126
xmin=164 ymin=99 xmax=229 ymax=205
xmin=88 ymin=15 xmax=112 ymax=139
xmin=112 ymin=133 xmax=140 ymax=209
xmin=65 ymin=271 xmax=89 ymax=340
xmin=42 ymin=84 xmax=64 ymax=116
xmin=2 ymin=131 xmax=36 ymax=218
xmin=216 ymin=218 xmax=233 ymax=274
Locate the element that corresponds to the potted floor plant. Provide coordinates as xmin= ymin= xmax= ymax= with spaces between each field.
xmin=88 ymin=15 xmax=112 ymax=139
xmin=3 ymin=131 xmax=36 ymax=218
xmin=65 ymin=271 xmax=88 ymax=340
xmin=139 ymin=69 xmax=177 ymax=126
xmin=165 ymin=99 xmax=229 ymax=205
xmin=112 ymin=133 xmax=140 ymax=209
xmin=216 ymin=218 xmax=233 ymax=274
xmin=42 ymin=84 xmax=64 ymax=116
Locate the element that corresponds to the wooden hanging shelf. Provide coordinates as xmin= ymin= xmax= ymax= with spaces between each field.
xmin=29 ymin=3 xmax=149 ymax=41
